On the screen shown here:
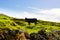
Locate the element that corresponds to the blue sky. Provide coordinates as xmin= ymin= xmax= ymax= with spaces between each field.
xmin=0 ymin=0 xmax=60 ymax=22
xmin=0 ymin=0 xmax=60 ymax=10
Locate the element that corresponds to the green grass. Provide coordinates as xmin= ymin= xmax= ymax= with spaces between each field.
xmin=0 ymin=14 xmax=60 ymax=34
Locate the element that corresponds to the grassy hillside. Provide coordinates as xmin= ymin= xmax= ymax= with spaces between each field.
xmin=0 ymin=14 xmax=20 ymax=30
xmin=12 ymin=15 xmax=60 ymax=34
xmin=0 ymin=14 xmax=60 ymax=34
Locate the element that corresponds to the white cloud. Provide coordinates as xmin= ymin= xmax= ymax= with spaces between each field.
xmin=0 ymin=8 xmax=60 ymax=22
xmin=38 ymin=8 xmax=60 ymax=22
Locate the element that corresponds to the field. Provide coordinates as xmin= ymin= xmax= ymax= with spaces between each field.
xmin=0 ymin=14 xmax=60 ymax=34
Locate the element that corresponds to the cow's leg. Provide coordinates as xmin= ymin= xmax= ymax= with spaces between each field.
xmin=28 ymin=22 xmax=30 ymax=25
xmin=28 ymin=22 xmax=30 ymax=27
xmin=35 ymin=22 xmax=37 ymax=25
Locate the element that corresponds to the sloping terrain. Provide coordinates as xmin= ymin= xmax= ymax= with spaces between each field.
xmin=0 ymin=13 xmax=60 ymax=34
xmin=0 ymin=14 xmax=20 ymax=30
xmin=12 ymin=15 xmax=60 ymax=34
